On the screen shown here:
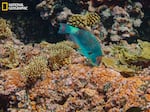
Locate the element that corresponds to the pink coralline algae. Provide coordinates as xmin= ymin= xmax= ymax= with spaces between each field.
xmin=0 ymin=69 xmax=26 ymax=95
xmin=0 ymin=64 xmax=149 ymax=112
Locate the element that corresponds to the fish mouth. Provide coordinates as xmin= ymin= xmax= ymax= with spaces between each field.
xmin=96 ymin=56 xmax=102 ymax=65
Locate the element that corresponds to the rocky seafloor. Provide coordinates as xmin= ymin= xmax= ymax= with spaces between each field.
xmin=0 ymin=0 xmax=150 ymax=112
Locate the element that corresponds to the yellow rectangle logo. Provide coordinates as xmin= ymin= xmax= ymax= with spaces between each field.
xmin=2 ymin=2 xmax=8 ymax=11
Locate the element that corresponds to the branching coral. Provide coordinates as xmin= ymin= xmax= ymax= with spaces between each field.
xmin=0 ymin=18 xmax=12 ymax=39
xmin=39 ymin=41 xmax=77 ymax=70
xmin=46 ymin=41 xmax=77 ymax=70
xmin=21 ymin=56 xmax=48 ymax=82
xmin=102 ymin=40 xmax=150 ymax=76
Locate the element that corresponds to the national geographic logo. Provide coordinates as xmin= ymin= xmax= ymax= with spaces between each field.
xmin=2 ymin=2 xmax=8 ymax=11
xmin=1 ymin=2 xmax=28 ymax=11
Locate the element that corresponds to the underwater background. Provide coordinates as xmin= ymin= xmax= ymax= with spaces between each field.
xmin=0 ymin=0 xmax=150 ymax=112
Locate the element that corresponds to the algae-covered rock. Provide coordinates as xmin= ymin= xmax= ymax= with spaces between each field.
xmin=137 ymin=40 xmax=150 ymax=60
xmin=102 ymin=56 xmax=136 ymax=75
xmin=102 ymin=40 xmax=150 ymax=76
xmin=0 ymin=44 xmax=19 ymax=69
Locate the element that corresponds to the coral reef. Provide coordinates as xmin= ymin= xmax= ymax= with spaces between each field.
xmin=56 ymin=7 xmax=73 ymax=22
xmin=36 ymin=0 xmax=55 ymax=20
xmin=0 ymin=18 xmax=12 ymax=39
xmin=0 ymin=31 xmax=149 ymax=112
xmin=36 ymin=0 xmax=89 ymax=20
xmin=0 ymin=0 xmax=150 ymax=112
xmin=40 ymin=40 xmax=77 ymax=70
xmin=0 ymin=64 xmax=150 ymax=111
xmin=0 ymin=35 xmax=149 ymax=112
xmin=68 ymin=14 xmax=87 ymax=28
xmin=20 ymin=56 xmax=48 ymax=83
xmin=98 ymin=3 xmax=144 ymax=41
xmin=110 ymin=6 xmax=135 ymax=41
xmin=0 ymin=43 xmax=20 ymax=69
xmin=102 ymin=40 xmax=150 ymax=76
xmin=0 ymin=69 xmax=26 ymax=95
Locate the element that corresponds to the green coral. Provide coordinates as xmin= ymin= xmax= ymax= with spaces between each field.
xmin=102 ymin=57 xmax=136 ymax=74
xmin=137 ymin=40 xmax=150 ymax=60
xmin=121 ymin=40 xmax=150 ymax=63
xmin=21 ymin=56 xmax=48 ymax=80
xmin=67 ymin=12 xmax=100 ymax=28
xmin=102 ymin=40 xmax=150 ymax=76
xmin=0 ymin=18 xmax=12 ymax=39
xmin=0 ymin=44 xmax=19 ymax=68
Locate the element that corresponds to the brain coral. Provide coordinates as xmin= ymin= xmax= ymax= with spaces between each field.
xmin=86 ymin=12 xmax=100 ymax=26
xmin=68 ymin=12 xmax=100 ymax=28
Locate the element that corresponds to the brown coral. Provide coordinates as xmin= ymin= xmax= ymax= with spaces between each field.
xmin=68 ymin=12 xmax=100 ymax=29
xmin=0 ymin=43 xmax=20 ymax=69
xmin=86 ymin=12 xmax=100 ymax=26
xmin=68 ymin=14 xmax=87 ymax=28
xmin=20 ymin=56 xmax=48 ymax=82
xmin=0 ymin=18 xmax=12 ymax=39
xmin=42 ymin=41 xmax=77 ymax=70
xmin=0 ymin=69 xmax=26 ymax=95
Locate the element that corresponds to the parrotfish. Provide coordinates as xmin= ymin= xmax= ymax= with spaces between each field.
xmin=58 ymin=23 xmax=103 ymax=66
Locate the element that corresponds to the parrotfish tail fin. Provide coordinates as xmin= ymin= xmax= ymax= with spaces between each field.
xmin=58 ymin=23 xmax=79 ymax=35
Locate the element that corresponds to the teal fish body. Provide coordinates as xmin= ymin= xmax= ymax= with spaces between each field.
xmin=58 ymin=23 xmax=103 ymax=66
